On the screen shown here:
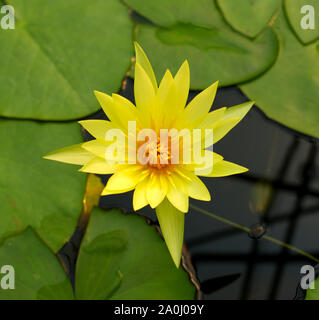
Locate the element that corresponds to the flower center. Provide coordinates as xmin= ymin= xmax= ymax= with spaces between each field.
xmin=145 ymin=138 xmax=171 ymax=169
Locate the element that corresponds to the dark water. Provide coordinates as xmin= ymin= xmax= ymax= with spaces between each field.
xmin=62 ymin=77 xmax=319 ymax=300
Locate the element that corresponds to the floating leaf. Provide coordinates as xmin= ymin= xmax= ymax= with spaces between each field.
xmin=284 ymin=0 xmax=319 ymax=44
xmin=76 ymin=230 xmax=128 ymax=300
xmin=0 ymin=119 xmax=86 ymax=251
xmin=136 ymin=24 xmax=279 ymax=89
xmin=0 ymin=209 xmax=196 ymax=300
xmin=0 ymin=0 xmax=133 ymax=120
xmin=240 ymin=11 xmax=319 ymax=138
xmin=0 ymin=228 xmax=74 ymax=300
xmin=306 ymin=275 xmax=319 ymax=300
xmin=125 ymin=0 xmax=220 ymax=28
xmin=127 ymin=0 xmax=279 ymax=87
xmin=217 ymin=0 xmax=281 ymax=38
xmin=76 ymin=208 xmax=196 ymax=299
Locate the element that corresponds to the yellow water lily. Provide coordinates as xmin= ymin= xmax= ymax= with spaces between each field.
xmin=44 ymin=42 xmax=253 ymax=268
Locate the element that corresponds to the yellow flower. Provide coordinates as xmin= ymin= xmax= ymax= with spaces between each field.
xmin=44 ymin=42 xmax=253 ymax=267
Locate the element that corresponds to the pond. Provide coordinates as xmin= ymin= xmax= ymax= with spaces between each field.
xmin=66 ymin=78 xmax=318 ymax=300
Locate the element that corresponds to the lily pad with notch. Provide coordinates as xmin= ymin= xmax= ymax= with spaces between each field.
xmin=126 ymin=0 xmax=279 ymax=88
xmin=0 ymin=208 xmax=196 ymax=300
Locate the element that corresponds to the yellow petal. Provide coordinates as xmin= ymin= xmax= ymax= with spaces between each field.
xmin=147 ymin=69 xmax=172 ymax=128
xmin=200 ymin=160 xmax=248 ymax=177
xmin=134 ymin=42 xmax=158 ymax=92
xmin=189 ymin=108 xmax=227 ymax=149
xmin=222 ymin=101 xmax=254 ymax=120
xmin=211 ymin=101 xmax=254 ymax=144
xmin=157 ymin=70 xmax=181 ymax=128
xmin=184 ymin=151 xmax=223 ymax=172
xmin=43 ymin=143 xmax=94 ymax=165
xmin=79 ymin=157 xmax=117 ymax=174
xmin=198 ymin=107 xmax=226 ymax=129
xmin=180 ymin=169 xmax=211 ymax=201
xmin=184 ymin=81 xmax=218 ymax=122
xmin=156 ymin=198 xmax=185 ymax=268
xmin=167 ymin=173 xmax=189 ymax=213
xmin=157 ymin=69 xmax=174 ymax=107
xmin=105 ymin=166 xmax=145 ymax=191
xmin=94 ymin=91 xmax=141 ymax=133
xmin=82 ymin=138 xmax=126 ymax=162
xmin=134 ymin=62 xmax=156 ymax=115
xmin=101 ymin=185 xmax=135 ymax=196
xmin=212 ymin=117 xmax=240 ymax=144
xmin=112 ymin=94 xmax=142 ymax=131
xmin=133 ymin=176 xmax=149 ymax=211
xmin=82 ymin=139 xmax=113 ymax=159
xmin=94 ymin=91 xmax=121 ymax=129
xmin=174 ymin=60 xmax=190 ymax=110
xmin=79 ymin=120 xmax=115 ymax=140
xmin=146 ymin=173 xmax=167 ymax=208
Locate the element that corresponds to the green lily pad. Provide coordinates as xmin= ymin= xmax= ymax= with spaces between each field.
xmin=75 ymin=230 xmax=129 ymax=300
xmin=284 ymin=0 xmax=319 ymax=44
xmin=136 ymin=23 xmax=279 ymax=89
xmin=0 ymin=119 xmax=86 ymax=252
xmin=217 ymin=0 xmax=281 ymax=38
xmin=240 ymin=10 xmax=319 ymax=139
xmin=0 ymin=209 xmax=195 ymax=300
xmin=0 ymin=228 xmax=74 ymax=300
xmin=76 ymin=208 xmax=196 ymax=300
xmin=125 ymin=0 xmax=221 ymax=28
xmin=126 ymin=0 xmax=279 ymax=87
xmin=306 ymin=276 xmax=319 ymax=300
xmin=0 ymin=0 xmax=133 ymax=120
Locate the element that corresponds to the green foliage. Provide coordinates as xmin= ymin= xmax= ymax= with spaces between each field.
xmin=241 ymin=12 xmax=319 ymax=138
xmin=125 ymin=0 xmax=319 ymax=138
xmin=1 ymin=0 xmax=318 ymax=300
xmin=76 ymin=208 xmax=195 ymax=300
xmin=306 ymin=276 xmax=319 ymax=300
xmin=0 ymin=119 xmax=86 ymax=252
xmin=126 ymin=0 xmax=220 ymax=28
xmin=127 ymin=0 xmax=279 ymax=88
xmin=217 ymin=0 xmax=281 ymax=37
xmin=0 ymin=228 xmax=74 ymax=299
xmin=0 ymin=209 xmax=196 ymax=300
xmin=136 ymin=23 xmax=278 ymax=89
xmin=76 ymin=230 xmax=129 ymax=300
xmin=0 ymin=0 xmax=133 ymax=120
xmin=284 ymin=0 xmax=319 ymax=44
